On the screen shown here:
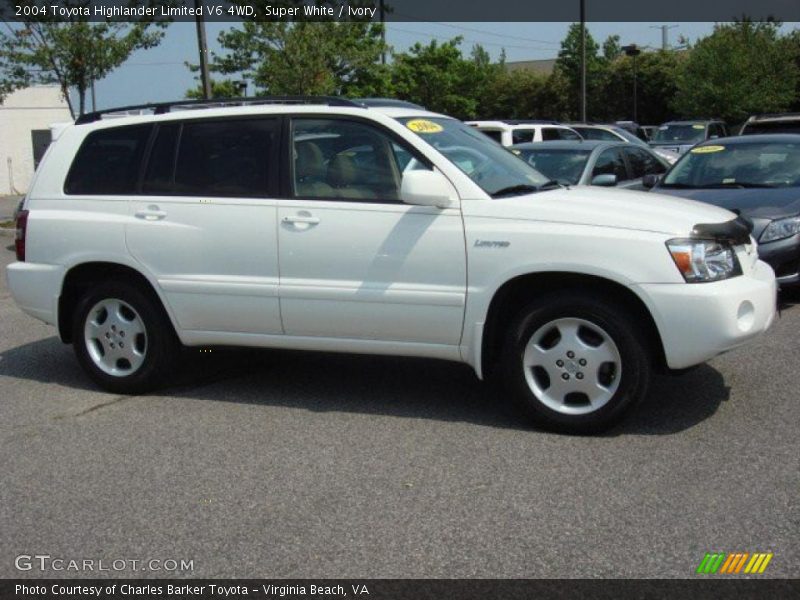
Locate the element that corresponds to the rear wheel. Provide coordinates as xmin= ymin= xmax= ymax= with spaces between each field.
xmin=500 ymin=291 xmax=651 ymax=433
xmin=73 ymin=281 xmax=177 ymax=394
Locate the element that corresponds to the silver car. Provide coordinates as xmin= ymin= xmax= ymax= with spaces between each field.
xmin=510 ymin=140 xmax=669 ymax=189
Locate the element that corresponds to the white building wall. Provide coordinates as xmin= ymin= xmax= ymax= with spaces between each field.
xmin=0 ymin=86 xmax=72 ymax=194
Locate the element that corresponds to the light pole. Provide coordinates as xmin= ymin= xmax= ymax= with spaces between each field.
xmin=194 ymin=0 xmax=212 ymax=100
xmin=621 ymin=44 xmax=641 ymax=123
xmin=579 ymin=0 xmax=586 ymax=122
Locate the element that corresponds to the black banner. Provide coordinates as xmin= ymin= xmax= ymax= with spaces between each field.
xmin=2 ymin=579 xmax=800 ymax=600
xmin=3 ymin=0 xmax=800 ymax=23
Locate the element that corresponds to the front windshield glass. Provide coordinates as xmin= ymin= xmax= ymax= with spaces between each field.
xmin=513 ymin=148 xmax=591 ymax=185
xmin=661 ymin=141 xmax=800 ymax=188
xmin=396 ymin=117 xmax=549 ymax=196
xmin=652 ymin=124 xmax=706 ymax=143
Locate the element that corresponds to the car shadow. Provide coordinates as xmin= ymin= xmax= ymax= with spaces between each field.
xmin=0 ymin=337 xmax=729 ymax=436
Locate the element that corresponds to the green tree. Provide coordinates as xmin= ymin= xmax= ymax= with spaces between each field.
xmin=0 ymin=1 xmax=166 ymax=116
xmin=209 ymin=3 xmax=388 ymax=97
xmin=602 ymin=35 xmax=621 ymax=62
xmin=553 ymin=23 xmax=604 ymax=120
xmin=391 ymin=37 xmax=500 ymax=119
xmin=185 ymin=78 xmax=246 ymax=99
xmin=673 ymin=21 xmax=798 ymax=123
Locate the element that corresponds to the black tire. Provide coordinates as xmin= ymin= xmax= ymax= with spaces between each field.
xmin=72 ymin=280 xmax=178 ymax=395
xmin=500 ymin=290 xmax=651 ymax=434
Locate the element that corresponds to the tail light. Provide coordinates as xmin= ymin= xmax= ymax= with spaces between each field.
xmin=15 ymin=210 xmax=28 ymax=262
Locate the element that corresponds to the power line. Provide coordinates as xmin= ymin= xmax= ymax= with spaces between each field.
xmin=389 ymin=26 xmax=557 ymax=52
xmin=388 ymin=13 xmax=562 ymax=45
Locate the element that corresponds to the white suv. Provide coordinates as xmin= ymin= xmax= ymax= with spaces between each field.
xmin=7 ymin=97 xmax=777 ymax=433
xmin=466 ymin=120 xmax=583 ymax=145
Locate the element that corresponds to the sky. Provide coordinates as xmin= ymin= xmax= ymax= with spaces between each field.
xmin=88 ymin=21 xmax=786 ymax=110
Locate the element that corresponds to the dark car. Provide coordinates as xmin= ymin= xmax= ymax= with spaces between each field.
xmin=510 ymin=140 xmax=668 ymax=188
xmin=646 ymin=134 xmax=800 ymax=286
xmin=739 ymin=113 xmax=800 ymax=135
xmin=650 ymin=119 xmax=728 ymax=155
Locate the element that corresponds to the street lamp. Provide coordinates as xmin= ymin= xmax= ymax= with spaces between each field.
xmin=621 ymin=43 xmax=642 ymax=123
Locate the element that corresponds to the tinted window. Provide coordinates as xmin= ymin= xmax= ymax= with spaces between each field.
xmin=142 ymin=123 xmax=179 ymax=194
xmin=293 ymin=118 xmax=423 ymax=202
xmin=741 ymin=121 xmax=800 ymax=135
xmin=515 ymin=148 xmax=591 ymax=185
xmin=174 ymin=119 xmax=275 ymax=197
xmin=65 ymin=124 xmax=151 ymax=195
xmin=558 ymin=128 xmax=582 ymax=141
xmin=512 ymin=129 xmax=536 ymax=144
xmin=624 ymin=147 xmax=666 ymax=178
xmin=592 ymin=148 xmax=628 ymax=181
xmin=480 ymin=130 xmax=503 ymax=143
xmin=542 ymin=128 xmax=562 ymax=141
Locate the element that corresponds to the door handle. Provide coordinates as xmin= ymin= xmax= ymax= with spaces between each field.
xmin=135 ymin=205 xmax=167 ymax=221
xmin=282 ymin=215 xmax=320 ymax=225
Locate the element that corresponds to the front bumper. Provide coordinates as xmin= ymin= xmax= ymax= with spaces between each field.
xmin=6 ymin=261 xmax=64 ymax=326
xmin=637 ymin=259 xmax=777 ymax=369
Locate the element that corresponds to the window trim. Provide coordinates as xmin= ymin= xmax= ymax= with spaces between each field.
xmin=286 ymin=114 xmax=433 ymax=205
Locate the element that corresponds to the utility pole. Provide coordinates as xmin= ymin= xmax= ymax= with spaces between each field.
xmin=622 ymin=44 xmax=642 ymax=122
xmin=194 ymin=0 xmax=212 ymax=100
xmin=380 ymin=0 xmax=386 ymax=65
xmin=650 ymin=24 xmax=678 ymax=50
xmin=579 ymin=0 xmax=586 ymax=122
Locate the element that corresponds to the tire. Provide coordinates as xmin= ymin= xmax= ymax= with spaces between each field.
xmin=72 ymin=280 xmax=178 ymax=395
xmin=500 ymin=290 xmax=651 ymax=434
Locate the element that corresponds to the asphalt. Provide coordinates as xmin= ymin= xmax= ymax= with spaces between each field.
xmin=0 ymin=242 xmax=797 ymax=579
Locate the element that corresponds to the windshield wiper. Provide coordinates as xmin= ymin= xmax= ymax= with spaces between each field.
xmin=696 ymin=182 xmax=777 ymax=189
xmin=539 ymin=179 xmax=563 ymax=191
xmin=491 ymin=184 xmax=539 ymax=198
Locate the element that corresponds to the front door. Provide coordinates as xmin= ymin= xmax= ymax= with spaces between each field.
xmin=277 ymin=117 xmax=467 ymax=346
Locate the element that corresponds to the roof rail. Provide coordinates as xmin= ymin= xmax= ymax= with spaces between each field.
xmin=75 ymin=95 xmax=363 ymax=124
xmin=747 ymin=112 xmax=800 ymax=121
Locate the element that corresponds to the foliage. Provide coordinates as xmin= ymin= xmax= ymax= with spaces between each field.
xmin=0 ymin=1 xmax=166 ymax=116
xmin=672 ymin=21 xmax=798 ymax=122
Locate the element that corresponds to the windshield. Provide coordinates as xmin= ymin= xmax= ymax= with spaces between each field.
xmin=396 ymin=117 xmax=549 ymax=196
xmin=661 ymin=141 xmax=800 ymax=188
xmin=513 ymin=148 xmax=591 ymax=185
xmin=652 ymin=124 xmax=706 ymax=144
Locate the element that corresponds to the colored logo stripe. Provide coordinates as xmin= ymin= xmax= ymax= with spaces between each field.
xmin=697 ymin=552 xmax=773 ymax=574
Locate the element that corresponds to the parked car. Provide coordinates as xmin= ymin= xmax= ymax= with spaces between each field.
xmin=7 ymin=97 xmax=776 ymax=433
xmin=650 ymin=119 xmax=728 ymax=155
xmin=641 ymin=126 xmax=659 ymax=141
xmin=614 ymin=120 xmax=649 ymax=142
xmin=510 ymin=140 xmax=669 ymax=189
xmin=566 ymin=123 xmax=679 ymax=164
xmin=465 ymin=120 xmax=582 ymax=145
xmin=645 ymin=134 xmax=800 ymax=287
xmin=739 ymin=113 xmax=800 ymax=136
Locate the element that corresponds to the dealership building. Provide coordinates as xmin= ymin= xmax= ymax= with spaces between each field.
xmin=0 ymin=85 xmax=72 ymax=195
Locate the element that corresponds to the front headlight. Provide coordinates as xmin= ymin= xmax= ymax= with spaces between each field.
xmin=666 ymin=239 xmax=742 ymax=283
xmin=759 ymin=216 xmax=800 ymax=243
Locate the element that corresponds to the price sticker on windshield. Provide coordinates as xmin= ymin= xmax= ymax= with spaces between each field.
xmin=406 ymin=119 xmax=444 ymax=134
xmin=691 ymin=145 xmax=726 ymax=154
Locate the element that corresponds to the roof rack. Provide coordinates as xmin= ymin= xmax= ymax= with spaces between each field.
xmin=75 ymin=95 xmax=363 ymax=124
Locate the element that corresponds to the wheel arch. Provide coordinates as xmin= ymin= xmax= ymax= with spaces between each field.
xmin=58 ymin=261 xmax=177 ymax=344
xmin=479 ymin=271 xmax=666 ymax=379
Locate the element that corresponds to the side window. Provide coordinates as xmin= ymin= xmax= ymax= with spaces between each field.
xmin=581 ymin=128 xmax=617 ymax=141
xmin=64 ymin=124 xmax=151 ymax=195
xmin=593 ymin=148 xmax=628 ymax=181
xmin=542 ymin=128 xmax=561 ymax=141
xmin=480 ymin=130 xmax=503 ymax=143
xmin=292 ymin=118 xmax=421 ymax=202
xmin=173 ymin=118 xmax=276 ymax=197
xmin=625 ymin=147 xmax=665 ymax=178
xmin=142 ymin=123 xmax=179 ymax=194
xmin=558 ymin=128 xmax=582 ymax=141
xmin=512 ymin=129 xmax=536 ymax=144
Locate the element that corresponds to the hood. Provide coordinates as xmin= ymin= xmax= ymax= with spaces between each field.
xmin=479 ymin=186 xmax=735 ymax=236
xmin=651 ymin=186 xmax=800 ymax=220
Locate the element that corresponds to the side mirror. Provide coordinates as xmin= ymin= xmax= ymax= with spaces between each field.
xmin=591 ymin=173 xmax=617 ymax=187
xmin=400 ymin=169 xmax=458 ymax=208
xmin=642 ymin=174 xmax=661 ymax=189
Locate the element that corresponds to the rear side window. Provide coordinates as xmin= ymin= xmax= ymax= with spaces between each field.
xmin=541 ymin=128 xmax=561 ymax=141
xmin=480 ymin=130 xmax=503 ymax=143
xmin=511 ymin=129 xmax=536 ymax=144
xmin=64 ymin=124 xmax=151 ymax=195
xmin=558 ymin=128 xmax=582 ymax=141
xmin=173 ymin=119 xmax=276 ymax=197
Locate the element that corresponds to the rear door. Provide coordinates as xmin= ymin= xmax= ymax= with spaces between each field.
xmin=276 ymin=116 xmax=466 ymax=346
xmin=126 ymin=117 xmax=283 ymax=336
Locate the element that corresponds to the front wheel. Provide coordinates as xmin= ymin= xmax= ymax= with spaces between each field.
xmin=72 ymin=281 xmax=178 ymax=394
xmin=500 ymin=291 xmax=651 ymax=433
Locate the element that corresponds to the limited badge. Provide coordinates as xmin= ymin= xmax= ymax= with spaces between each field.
xmin=406 ymin=119 xmax=444 ymax=134
xmin=691 ymin=145 xmax=725 ymax=154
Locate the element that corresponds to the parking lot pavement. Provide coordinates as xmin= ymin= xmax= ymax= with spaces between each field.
xmin=0 ymin=241 xmax=797 ymax=579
